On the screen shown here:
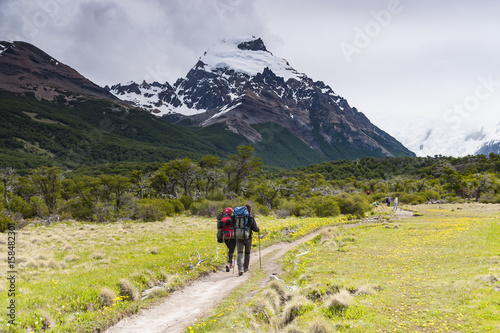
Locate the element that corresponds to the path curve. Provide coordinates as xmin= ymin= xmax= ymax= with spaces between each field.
xmin=105 ymin=211 xmax=412 ymax=333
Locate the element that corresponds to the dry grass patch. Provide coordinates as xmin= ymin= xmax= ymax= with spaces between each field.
xmin=354 ymin=284 xmax=380 ymax=296
xmin=92 ymin=252 xmax=106 ymax=260
xmin=476 ymin=274 xmax=498 ymax=284
xmin=99 ymin=287 xmax=117 ymax=307
xmin=323 ymin=288 xmax=352 ymax=313
xmin=282 ymin=295 xmax=311 ymax=326
xmin=118 ymin=278 xmax=139 ymax=301
xmin=148 ymin=247 xmax=159 ymax=254
xmin=260 ymin=288 xmax=281 ymax=312
xmin=47 ymin=259 xmax=60 ymax=269
xmin=309 ymin=317 xmax=334 ymax=333
xmin=250 ymin=296 xmax=275 ymax=324
xmin=38 ymin=309 xmax=56 ymax=330
xmin=269 ymin=280 xmax=291 ymax=305
xmin=64 ymin=254 xmax=79 ymax=262
xmin=284 ymin=325 xmax=304 ymax=333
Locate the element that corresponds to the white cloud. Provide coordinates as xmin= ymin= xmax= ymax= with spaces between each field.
xmin=1 ymin=0 xmax=499 ymax=136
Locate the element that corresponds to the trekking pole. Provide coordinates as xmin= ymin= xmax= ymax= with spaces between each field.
xmin=258 ymin=231 xmax=262 ymax=270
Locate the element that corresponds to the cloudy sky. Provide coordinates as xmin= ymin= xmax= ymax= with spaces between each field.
xmin=1 ymin=0 xmax=499 ymax=134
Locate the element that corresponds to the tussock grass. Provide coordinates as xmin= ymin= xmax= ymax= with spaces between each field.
xmin=64 ymin=254 xmax=79 ymax=262
xmin=47 ymin=258 xmax=59 ymax=269
xmin=260 ymin=288 xmax=281 ymax=312
xmin=284 ymin=325 xmax=305 ymax=333
xmin=476 ymin=274 xmax=498 ymax=283
xmin=92 ymin=252 xmax=106 ymax=260
xmin=323 ymin=288 xmax=352 ymax=313
xmin=269 ymin=280 xmax=290 ymax=305
xmin=309 ymin=317 xmax=334 ymax=333
xmin=99 ymin=287 xmax=117 ymax=307
xmin=250 ymin=296 xmax=275 ymax=324
xmin=354 ymin=284 xmax=379 ymax=296
xmin=148 ymin=247 xmax=159 ymax=254
xmin=282 ymin=295 xmax=311 ymax=325
xmin=118 ymin=278 xmax=139 ymax=301
xmin=0 ymin=214 xmax=350 ymax=332
xmin=38 ymin=309 xmax=56 ymax=330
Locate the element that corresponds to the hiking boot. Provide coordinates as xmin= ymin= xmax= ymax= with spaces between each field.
xmin=238 ymin=270 xmax=243 ymax=276
xmin=244 ymin=268 xmax=250 ymax=273
xmin=225 ymin=264 xmax=230 ymax=272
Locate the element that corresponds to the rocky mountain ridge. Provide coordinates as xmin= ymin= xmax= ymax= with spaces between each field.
xmin=108 ymin=37 xmax=414 ymax=160
xmin=0 ymin=41 xmax=117 ymax=102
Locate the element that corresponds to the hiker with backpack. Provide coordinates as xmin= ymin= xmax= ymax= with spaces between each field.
xmin=216 ymin=207 xmax=236 ymax=272
xmin=233 ymin=204 xmax=260 ymax=276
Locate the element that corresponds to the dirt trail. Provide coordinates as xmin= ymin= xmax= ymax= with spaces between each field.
xmin=105 ymin=210 xmax=412 ymax=333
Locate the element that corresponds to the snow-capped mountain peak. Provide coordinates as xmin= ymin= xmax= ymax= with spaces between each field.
xmin=198 ymin=37 xmax=304 ymax=82
xmin=107 ymin=37 xmax=414 ymax=159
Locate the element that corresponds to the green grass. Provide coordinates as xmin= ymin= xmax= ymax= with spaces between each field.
xmin=190 ymin=203 xmax=500 ymax=332
xmin=0 ymin=214 xmax=347 ymax=332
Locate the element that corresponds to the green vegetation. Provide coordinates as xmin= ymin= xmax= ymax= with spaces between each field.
xmin=1 ymin=90 xmax=500 ymax=332
xmin=0 ymin=90 xmax=357 ymax=170
xmin=0 ymin=214 xmax=348 ymax=332
xmin=188 ymin=204 xmax=500 ymax=332
xmin=1 ymin=147 xmax=500 ymax=225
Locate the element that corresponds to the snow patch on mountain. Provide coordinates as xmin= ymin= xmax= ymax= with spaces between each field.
xmin=200 ymin=37 xmax=305 ymax=81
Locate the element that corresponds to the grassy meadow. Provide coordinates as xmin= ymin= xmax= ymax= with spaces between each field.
xmin=189 ymin=204 xmax=500 ymax=332
xmin=0 ymin=213 xmax=349 ymax=332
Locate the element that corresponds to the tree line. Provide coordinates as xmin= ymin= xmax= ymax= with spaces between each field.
xmin=1 ymin=147 xmax=499 ymax=230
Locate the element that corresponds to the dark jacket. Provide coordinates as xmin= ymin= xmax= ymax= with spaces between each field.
xmin=247 ymin=215 xmax=260 ymax=238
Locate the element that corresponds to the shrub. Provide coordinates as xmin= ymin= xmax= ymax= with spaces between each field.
xmin=170 ymin=198 xmax=185 ymax=214
xmin=278 ymin=199 xmax=310 ymax=217
xmin=0 ymin=212 xmax=15 ymax=233
xmin=118 ymin=278 xmax=139 ymax=301
xmin=335 ymin=193 xmax=371 ymax=218
xmin=8 ymin=195 xmax=37 ymax=218
xmin=189 ymin=199 xmax=223 ymax=217
xmin=179 ymin=196 xmax=193 ymax=210
xmin=134 ymin=198 xmax=176 ymax=221
xmin=252 ymin=202 xmax=271 ymax=216
xmin=307 ymin=196 xmax=340 ymax=217
xmin=276 ymin=209 xmax=291 ymax=219
xmin=398 ymin=193 xmax=426 ymax=205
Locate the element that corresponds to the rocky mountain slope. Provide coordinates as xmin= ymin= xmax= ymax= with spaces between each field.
xmin=0 ymin=41 xmax=117 ymax=102
xmin=108 ymin=37 xmax=415 ymax=160
xmin=0 ymin=40 xmax=329 ymax=169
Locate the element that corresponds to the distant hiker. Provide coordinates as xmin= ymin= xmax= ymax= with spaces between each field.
xmin=216 ymin=207 xmax=236 ymax=272
xmin=386 ymin=196 xmax=391 ymax=207
xmin=233 ymin=203 xmax=260 ymax=276
xmin=393 ymin=196 xmax=399 ymax=210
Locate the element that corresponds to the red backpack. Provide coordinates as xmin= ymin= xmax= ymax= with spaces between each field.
xmin=220 ymin=207 xmax=234 ymax=239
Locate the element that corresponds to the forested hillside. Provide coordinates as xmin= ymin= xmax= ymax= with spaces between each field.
xmin=0 ymin=90 xmax=331 ymax=170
